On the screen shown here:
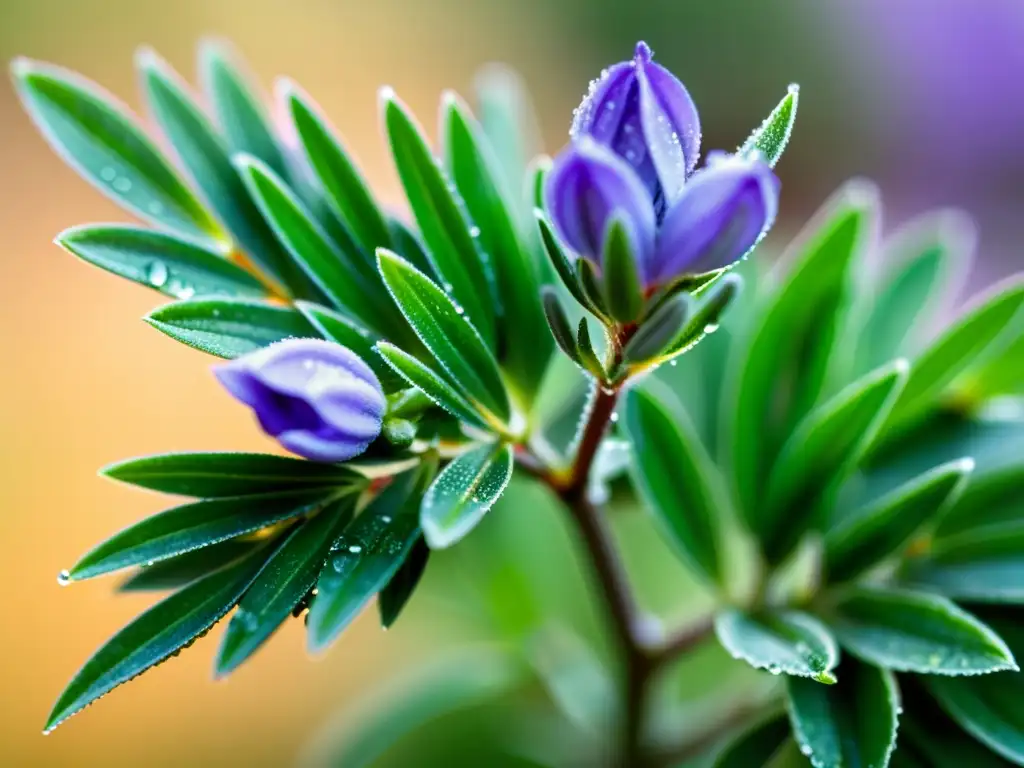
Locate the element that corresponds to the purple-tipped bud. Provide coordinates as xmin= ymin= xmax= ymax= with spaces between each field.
xmin=650 ymin=153 xmax=779 ymax=285
xmin=214 ymin=338 xmax=385 ymax=463
xmin=545 ymin=138 xmax=656 ymax=281
xmin=571 ymin=41 xmax=701 ymax=213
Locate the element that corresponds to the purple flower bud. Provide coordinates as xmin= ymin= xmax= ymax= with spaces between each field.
xmin=650 ymin=153 xmax=779 ymax=285
xmin=545 ymin=138 xmax=656 ymax=282
xmin=214 ymin=338 xmax=385 ymax=463
xmin=571 ymin=41 xmax=701 ymax=212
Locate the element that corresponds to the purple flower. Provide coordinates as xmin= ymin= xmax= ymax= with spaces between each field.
xmin=546 ymin=142 xmax=778 ymax=289
xmin=571 ymin=41 xmax=701 ymax=214
xmin=214 ymin=338 xmax=385 ymax=462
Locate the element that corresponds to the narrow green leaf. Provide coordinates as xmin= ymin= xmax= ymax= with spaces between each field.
xmin=56 ymin=224 xmax=267 ymax=300
xmin=955 ymin=329 xmax=1024 ymax=404
xmin=216 ymin=496 xmax=356 ymax=675
xmin=731 ymin=183 xmax=878 ymax=520
xmin=623 ymin=386 xmax=724 ymax=583
xmin=576 ymin=319 xmax=605 ymax=379
xmin=136 ymin=48 xmax=313 ymax=295
xmin=761 ymin=361 xmax=908 ymax=562
xmin=386 ymin=216 xmax=436 ymax=278
xmin=12 ymin=58 xmax=222 ymax=243
xmin=825 ymin=587 xmax=1017 ymax=675
xmin=443 ymin=92 xmax=550 ymax=397
xmin=118 ymin=538 xmax=260 ymax=591
xmin=786 ymin=659 xmax=899 ymax=768
xmin=852 ymin=211 xmax=973 ymax=377
xmin=295 ymin=301 xmax=401 ymax=389
xmin=101 ymin=451 xmax=363 ymax=498
xmin=378 ymin=537 xmax=430 ymax=629
xmin=145 ymin=297 xmax=317 ymax=358
xmin=928 ymin=619 xmax=1024 ymax=765
xmin=529 ymin=155 xmax=552 ymax=211
xmin=283 ymin=80 xmax=392 ymax=258
xmin=900 ymin=690 xmax=1010 ymax=768
xmin=902 ymin=526 xmax=1024 ymax=603
xmin=877 ymin=279 xmax=1024 ymax=439
xmin=420 ymin=443 xmax=513 ymax=549
xmin=938 ymin=461 xmax=1024 ymax=540
xmin=45 ymin=539 xmax=272 ymax=732
xmin=824 ymin=458 xmax=973 ymax=582
xmin=542 ymin=287 xmax=582 ymax=367
xmin=601 ymin=218 xmax=643 ymax=323
xmin=67 ymin=489 xmax=335 ymax=581
xmin=536 ymin=212 xmax=597 ymax=314
xmin=381 ymin=91 xmax=496 ymax=348
xmin=234 ymin=154 xmax=386 ymax=329
xmin=714 ymin=713 xmax=790 ymax=768
xmin=715 ymin=609 xmax=839 ymax=682
xmin=660 ymin=272 xmax=742 ymax=360
xmin=375 ymin=342 xmax=491 ymax=430
xmin=623 ymin=294 xmax=692 ymax=365
xmin=307 ymin=471 xmax=424 ymax=652
xmin=577 ymin=257 xmax=610 ymax=318
xmin=739 ymin=84 xmax=800 ymax=168
xmin=198 ymin=40 xmax=287 ymax=178
xmin=377 ymin=250 xmax=509 ymax=423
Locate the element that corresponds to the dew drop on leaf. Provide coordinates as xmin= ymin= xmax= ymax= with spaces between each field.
xmin=348 ymin=544 xmax=362 ymax=554
xmin=56 ymin=569 xmax=70 ymax=587
xmin=147 ymin=261 xmax=169 ymax=288
xmin=99 ymin=166 xmax=117 ymax=182
xmin=112 ymin=177 xmax=132 ymax=193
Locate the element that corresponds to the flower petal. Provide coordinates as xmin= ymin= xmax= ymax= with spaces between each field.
xmin=652 ymin=154 xmax=779 ymax=284
xmin=544 ymin=138 xmax=656 ymax=268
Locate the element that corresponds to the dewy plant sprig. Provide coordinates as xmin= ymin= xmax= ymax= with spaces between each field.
xmin=14 ymin=36 xmax=1024 ymax=767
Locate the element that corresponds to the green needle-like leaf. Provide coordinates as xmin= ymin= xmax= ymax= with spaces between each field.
xmin=381 ymin=90 xmax=497 ymax=348
xmin=68 ymin=489 xmax=335 ymax=581
xmin=761 ymin=360 xmax=908 ymax=563
xmin=443 ymin=92 xmax=551 ymax=398
xmin=739 ymin=84 xmax=800 ymax=168
xmin=420 ymin=442 xmax=513 ymax=549
xmin=118 ymin=538 xmax=260 ymax=592
xmin=731 ymin=183 xmax=877 ymax=521
xmin=101 ymin=451 xmax=363 ymax=498
xmin=928 ymin=619 xmax=1024 ymax=766
xmin=623 ymin=293 xmax=692 ymax=365
xmin=198 ymin=40 xmax=288 ymax=178
xmin=660 ymin=272 xmax=742 ymax=360
xmin=378 ymin=537 xmax=429 ymax=629
xmin=375 ymin=342 xmax=491 ymax=430
xmin=57 ymin=224 xmax=267 ymax=300
xmin=542 ymin=287 xmax=584 ymax=368
xmin=786 ymin=659 xmax=899 ymax=768
xmin=623 ymin=386 xmax=724 ymax=583
xmin=536 ymin=211 xmax=600 ymax=316
xmin=876 ymin=278 xmax=1024 ymax=440
xmin=283 ymin=80 xmax=393 ymax=258
xmin=145 ymin=297 xmax=318 ymax=358
xmin=45 ymin=539 xmax=273 ymax=732
xmin=377 ymin=250 xmax=510 ymax=423
xmin=902 ymin=526 xmax=1024 ymax=603
xmin=715 ymin=609 xmax=839 ymax=682
xmin=576 ymin=318 xmax=605 ymax=379
xmin=825 ymin=587 xmax=1017 ymax=675
xmin=216 ymin=496 xmax=356 ymax=675
xmin=12 ymin=58 xmax=223 ymax=244
xmin=824 ymin=458 xmax=973 ymax=582
xmin=136 ymin=48 xmax=316 ymax=296
xmin=234 ymin=154 xmax=386 ymax=329
xmin=307 ymin=471 xmax=425 ymax=652
xmin=601 ymin=218 xmax=643 ymax=323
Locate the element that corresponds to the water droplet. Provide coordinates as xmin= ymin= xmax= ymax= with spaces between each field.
xmin=703 ymin=323 xmax=719 ymax=334
xmin=455 ymin=305 xmax=465 ymax=316
xmin=57 ymin=569 xmax=71 ymax=586
xmin=609 ymin=412 xmax=619 ymax=423
xmin=468 ymin=226 xmax=481 ymax=238
xmin=99 ymin=167 xmax=117 ymax=182
xmin=175 ymin=284 xmax=195 ymax=300
xmin=112 ymin=177 xmax=132 ymax=193
xmin=235 ymin=609 xmax=259 ymax=632
xmin=800 ymin=744 xmax=813 ymax=756
xmin=147 ymin=261 xmax=169 ymax=288
xmin=669 ymin=360 xmax=678 ymax=367
xmin=442 ymin=281 xmax=453 ymax=293
xmin=348 ymin=544 xmax=362 ymax=554
xmin=331 ymin=556 xmax=346 ymax=573
xmin=380 ymin=515 xmax=392 ymax=524
xmin=147 ymin=200 xmax=164 ymax=216
xmin=767 ymin=664 xmax=782 ymax=675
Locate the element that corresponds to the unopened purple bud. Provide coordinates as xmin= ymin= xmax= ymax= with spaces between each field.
xmin=571 ymin=41 xmax=701 ymax=213
xmin=650 ymin=153 xmax=779 ymax=285
xmin=214 ymin=338 xmax=385 ymax=463
xmin=545 ymin=138 xmax=655 ymax=280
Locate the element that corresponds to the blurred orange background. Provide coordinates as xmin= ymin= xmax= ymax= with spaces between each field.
xmin=1 ymin=0 xmax=1022 ymax=764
